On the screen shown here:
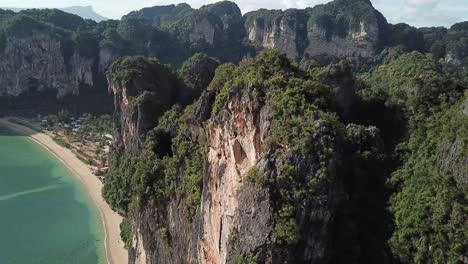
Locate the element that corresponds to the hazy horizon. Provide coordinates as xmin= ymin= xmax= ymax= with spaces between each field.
xmin=1 ymin=0 xmax=467 ymax=28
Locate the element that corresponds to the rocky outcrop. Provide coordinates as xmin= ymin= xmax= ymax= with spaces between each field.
xmin=109 ymin=51 xmax=394 ymax=264
xmin=304 ymin=20 xmax=379 ymax=58
xmin=0 ymin=30 xmax=95 ymax=97
xmin=107 ymin=56 xmax=182 ymax=154
xmin=446 ymin=21 xmax=468 ymax=67
xmin=189 ymin=18 xmax=217 ymax=45
xmin=174 ymin=2 xmax=246 ymax=61
xmin=245 ymin=10 xmax=303 ymax=59
xmin=125 ymin=1 xmax=244 ymax=51
xmin=244 ymin=0 xmax=387 ymax=59
xmin=108 ymin=78 xmax=147 ymax=154
xmin=445 ymin=40 xmax=468 ymax=66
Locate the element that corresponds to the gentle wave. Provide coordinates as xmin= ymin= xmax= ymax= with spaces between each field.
xmin=0 ymin=184 xmax=60 ymax=202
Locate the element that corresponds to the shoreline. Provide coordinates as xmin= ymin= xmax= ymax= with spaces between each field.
xmin=0 ymin=118 xmax=127 ymax=264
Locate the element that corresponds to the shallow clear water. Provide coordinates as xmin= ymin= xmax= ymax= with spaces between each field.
xmin=0 ymin=128 xmax=105 ymax=264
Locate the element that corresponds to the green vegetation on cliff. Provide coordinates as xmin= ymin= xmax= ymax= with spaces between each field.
xmin=362 ymin=50 xmax=467 ymax=263
xmin=18 ymin=8 xmax=91 ymax=31
xmin=389 ymin=97 xmax=468 ymax=263
xmin=363 ymin=51 xmax=463 ymax=112
xmin=104 ymin=102 xmax=207 ymax=247
xmin=178 ymin=53 xmax=220 ymax=100
xmin=307 ymin=0 xmax=383 ymax=37
xmin=107 ymin=56 xmax=174 ymax=85
xmin=0 ymin=9 xmax=99 ymax=59
xmin=125 ymin=1 xmax=246 ymax=62
xmin=123 ymin=3 xmax=193 ymax=28
xmin=103 ymin=54 xmax=219 ymax=249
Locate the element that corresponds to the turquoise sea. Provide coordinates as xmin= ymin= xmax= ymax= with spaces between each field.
xmin=0 ymin=128 xmax=105 ymax=264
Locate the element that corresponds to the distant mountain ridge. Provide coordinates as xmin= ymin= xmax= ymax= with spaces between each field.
xmin=2 ymin=5 xmax=108 ymax=22
xmin=0 ymin=0 xmax=466 ymax=100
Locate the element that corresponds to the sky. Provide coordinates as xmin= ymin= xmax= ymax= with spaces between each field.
xmin=1 ymin=0 xmax=467 ymax=28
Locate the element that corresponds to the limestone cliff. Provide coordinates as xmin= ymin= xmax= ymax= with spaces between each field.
xmin=445 ymin=39 xmax=468 ymax=67
xmin=107 ymin=56 xmax=182 ymax=154
xmin=126 ymin=0 xmax=388 ymax=61
xmin=104 ymin=51 xmax=392 ymax=264
xmin=123 ymin=1 xmax=245 ymax=62
xmin=2 ymin=0 xmax=467 ymax=102
xmin=0 ymin=11 xmax=118 ymax=100
xmin=244 ymin=0 xmax=387 ymax=59
xmin=0 ymin=29 xmax=95 ymax=98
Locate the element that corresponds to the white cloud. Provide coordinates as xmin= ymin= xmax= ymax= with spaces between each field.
xmin=405 ymin=0 xmax=439 ymax=9
xmin=282 ymin=0 xmax=330 ymax=9
xmin=394 ymin=0 xmax=467 ymax=27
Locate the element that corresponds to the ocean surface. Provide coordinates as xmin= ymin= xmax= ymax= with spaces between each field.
xmin=0 ymin=128 xmax=105 ymax=264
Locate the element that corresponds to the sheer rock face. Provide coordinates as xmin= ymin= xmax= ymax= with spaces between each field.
xmin=108 ymin=75 xmax=175 ymax=155
xmin=199 ymin=92 xmax=271 ymax=264
xmin=126 ymin=83 xmax=347 ymax=264
xmin=187 ymin=3 xmax=245 ymax=50
xmin=113 ymin=59 xmax=394 ymax=264
xmin=109 ymin=80 xmax=142 ymax=154
xmin=99 ymin=48 xmax=119 ymax=74
xmin=246 ymin=17 xmax=381 ymax=59
xmin=445 ymin=41 xmax=468 ymax=66
xmin=0 ymin=31 xmax=97 ymax=98
xmin=304 ymin=21 xmax=379 ymax=58
xmin=130 ymin=201 xmax=198 ymax=264
xmin=189 ymin=17 xmax=218 ymax=45
xmin=247 ymin=17 xmax=300 ymax=59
